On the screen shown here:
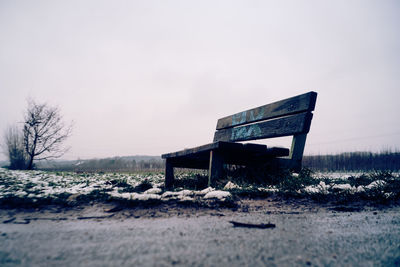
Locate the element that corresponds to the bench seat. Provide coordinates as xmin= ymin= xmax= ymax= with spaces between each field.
xmin=162 ymin=141 xmax=289 ymax=169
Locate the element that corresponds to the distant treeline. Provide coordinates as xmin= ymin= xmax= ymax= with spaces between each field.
xmin=37 ymin=156 xmax=164 ymax=172
xmin=303 ymin=151 xmax=400 ymax=172
xmin=18 ymin=151 xmax=400 ymax=173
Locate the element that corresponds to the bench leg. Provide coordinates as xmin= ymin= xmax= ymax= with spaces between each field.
xmin=289 ymin=134 xmax=308 ymax=172
xmin=208 ymin=150 xmax=223 ymax=187
xmin=165 ymin=159 xmax=174 ymax=189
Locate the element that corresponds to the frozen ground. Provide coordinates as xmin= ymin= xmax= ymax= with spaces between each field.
xmin=1 ymin=168 xmax=400 ymax=266
xmin=0 ymin=168 xmax=234 ymax=203
xmin=0 ymin=201 xmax=399 ymax=266
xmin=1 ymin=168 xmax=399 ymax=205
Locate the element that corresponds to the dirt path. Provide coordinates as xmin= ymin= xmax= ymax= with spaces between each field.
xmin=1 ymin=199 xmax=399 ymax=266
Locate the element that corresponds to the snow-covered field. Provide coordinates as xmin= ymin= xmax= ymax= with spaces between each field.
xmin=0 ymin=168 xmax=232 ymax=204
xmin=298 ymin=171 xmax=400 ymax=201
xmin=0 ymin=168 xmax=399 ymax=205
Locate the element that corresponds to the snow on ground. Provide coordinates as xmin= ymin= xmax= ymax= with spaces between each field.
xmin=0 ymin=168 xmax=398 ymax=204
xmin=204 ymin=190 xmax=231 ymax=200
xmin=313 ymin=171 xmax=400 ymax=180
xmin=0 ymin=168 xmax=231 ymax=203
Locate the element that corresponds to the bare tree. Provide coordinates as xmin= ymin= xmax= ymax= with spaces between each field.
xmin=23 ymin=100 xmax=73 ymax=170
xmin=2 ymin=125 xmax=28 ymax=169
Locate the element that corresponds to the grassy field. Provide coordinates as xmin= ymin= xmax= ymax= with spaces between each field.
xmin=1 ymin=167 xmax=400 ymax=209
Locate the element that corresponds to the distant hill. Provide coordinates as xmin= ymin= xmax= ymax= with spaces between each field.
xmin=0 ymin=161 xmax=9 ymax=168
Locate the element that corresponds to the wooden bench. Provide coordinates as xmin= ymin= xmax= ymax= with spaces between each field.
xmin=162 ymin=91 xmax=317 ymax=188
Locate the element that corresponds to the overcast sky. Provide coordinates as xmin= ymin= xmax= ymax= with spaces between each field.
xmin=1 ymin=0 xmax=399 ymax=160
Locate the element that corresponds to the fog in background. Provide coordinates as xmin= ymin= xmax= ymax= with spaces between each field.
xmin=1 ymin=0 xmax=399 ymax=161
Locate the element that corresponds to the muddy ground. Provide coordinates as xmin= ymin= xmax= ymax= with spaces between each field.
xmin=1 ymin=197 xmax=400 ymax=266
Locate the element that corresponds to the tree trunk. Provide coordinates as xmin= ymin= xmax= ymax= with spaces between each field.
xmin=27 ymin=155 xmax=34 ymax=170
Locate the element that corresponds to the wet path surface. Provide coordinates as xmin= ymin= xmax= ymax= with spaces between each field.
xmin=1 ymin=204 xmax=400 ymax=266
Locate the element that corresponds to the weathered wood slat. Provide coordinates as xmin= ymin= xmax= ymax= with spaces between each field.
xmin=222 ymin=147 xmax=289 ymax=165
xmin=162 ymin=141 xmax=279 ymax=159
xmin=162 ymin=141 xmax=245 ymax=159
xmin=216 ymin=91 xmax=317 ymax=130
xmin=214 ymin=112 xmax=313 ymax=142
xmin=162 ymin=142 xmax=222 ymax=159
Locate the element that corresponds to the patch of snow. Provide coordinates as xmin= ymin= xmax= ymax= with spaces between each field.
xmin=303 ymin=181 xmax=329 ymax=194
xmin=179 ymin=190 xmax=194 ymax=196
xmin=365 ymin=180 xmax=386 ymax=190
xmin=204 ymin=190 xmax=231 ymax=200
xmin=313 ymin=172 xmax=364 ymax=180
xmin=161 ymin=191 xmax=180 ymax=198
xmin=332 ymin=184 xmax=353 ymax=191
xmin=258 ymin=187 xmax=279 ymax=193
xmin=356 ymin=186 xmax=365 ymax=193
xmin=223 ymin=181 xmax=240 ymax=190
xmin=153 ymin=182 xmax=164 ymax=188
xmin=108 ymin=191 xmax=132 ymax=199
xmin=144 ymin=188 xmax=162 ymax=195
xmin=161 ymin=189 xmax=195 ymax=200
xmin=131 ymin=193 xmax=161 ymax=201
xmin=194 ymin=187 xmax=214 ymax=196
xmin=303 ymin=186 xmax=320 ymax=194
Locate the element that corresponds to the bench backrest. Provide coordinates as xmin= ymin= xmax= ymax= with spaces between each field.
xmin=213 ymin=91 xmax=318 ymax=170
xmin=213 ymin=91 xmax=317 ymax=142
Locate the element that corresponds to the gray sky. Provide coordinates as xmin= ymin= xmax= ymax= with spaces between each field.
xmin=1 ymin=0 xmax=399 ymax=161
